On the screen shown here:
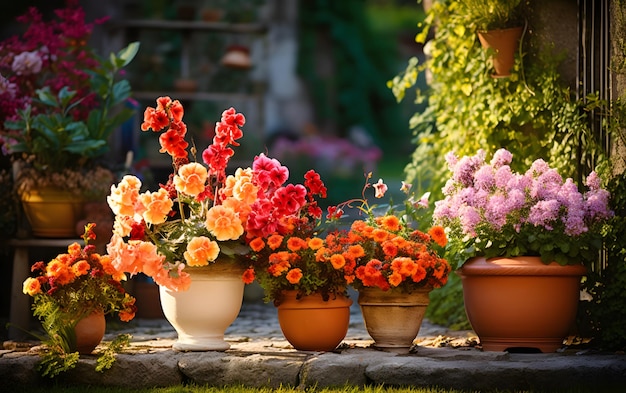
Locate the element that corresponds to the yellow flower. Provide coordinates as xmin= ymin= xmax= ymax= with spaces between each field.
xmin=205 ymin=205 xmax=244 ymax=241
xmin=22 ymin=277 xmax=41 ymax=296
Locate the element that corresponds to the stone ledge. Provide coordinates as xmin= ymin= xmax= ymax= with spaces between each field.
xmin=2 ymin=339 xmax=625 ymax=391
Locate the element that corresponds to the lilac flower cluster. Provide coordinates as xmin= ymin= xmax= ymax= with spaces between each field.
xmin=433 ymin=148 xmax=613 ymax=266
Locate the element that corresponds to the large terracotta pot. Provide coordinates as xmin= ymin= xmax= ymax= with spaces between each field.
xmin=358 ymin=286 xmax=431 ymax=352
xmin=457 ymin=256 xmax=587 ymax=352
xmin=74 ymin=309 xmax=106 ymax=354
xmin=159 ymin=262 xmax=245 ymax=351
xmin=477 ymin=26 xmax=524 ymax=77
xmin=276 ymin=291 xmax=352 ymax=351
xmin=20 ymin=187 xmax=84 ymax=238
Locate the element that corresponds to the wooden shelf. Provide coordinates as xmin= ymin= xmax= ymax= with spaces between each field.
xmin=110 ymin=19 xmax=267 ymax=34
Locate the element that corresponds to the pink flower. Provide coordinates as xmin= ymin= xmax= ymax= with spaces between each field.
xmin=373 ymin=179 xmax=388 ymax=198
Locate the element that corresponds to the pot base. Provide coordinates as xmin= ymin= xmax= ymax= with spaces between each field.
xmin=479 ymin=337 xmax=563 ymax=353
xmin=172 ymin=335 xmax=231 ymax=351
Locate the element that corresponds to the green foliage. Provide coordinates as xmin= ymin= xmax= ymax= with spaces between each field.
xmin=95 ymin=334 xmax=132 ymax=372
xmin=390 ymin=0 xmax=604 ymax=330
xmin=457 ymin=0 xmax=524 ymax=31
xmin=5 ymin=42 xmax=139 ymax=176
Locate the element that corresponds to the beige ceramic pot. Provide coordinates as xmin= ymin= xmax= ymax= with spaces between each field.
xmin=159 ymin=262 xmax=245 ymax=351
xmin=358 ymin=286 xmax=431 ymax=353
xmin=276 ymin=291 xmax=352 ymax=351
xmin=457 ymin=256 xmax=587 ymax=352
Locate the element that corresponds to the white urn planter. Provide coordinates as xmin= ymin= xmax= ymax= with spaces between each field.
xmin=159 ymin=263 xmax=245 ymax=351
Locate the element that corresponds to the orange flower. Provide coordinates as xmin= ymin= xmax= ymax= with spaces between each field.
xmin=379 ymin=215 xmax=401 ymax=232
xmin=267 ymin=234 xmax=284 ymax=250
xmin=286 ymin=268 xmax=303 ymax=284
xmin=71 ymin=260 xmax=91 ymax=276
xmin=372 ymin=228 xmax=389 ymax=243
xmin=183 ymin=236 xmax=220 ymax=266
xmin=388 ymin=271 xmax=403 ymax=287
xmin=382 ymin=241 xmax=398 ymax=258
xmin=174 ymin=162 xmax=208 ymax=196
xmin=139 ymin=188 xmax=174 ymax=224
xmin=330 ymin=254 xmax=346 ymax=269
xmin=287 ymin=237 xmax=307 ymax=252
xmin=347 ymin=244 xmax=365 ymax=258
xmin=205 ymin=205 xmax=244 ymax=241
xmin=107 ymin=175 xmax=142 ymax=217
xmin=249 ymin=237 xmax=265 ymax=252
xmin=242 ymin=268 xmax=256 ymax=284
xmin=308 ymin=237 xmax=324 ymax=250
xmin=428 ymin=226 xmax=448 ymax=247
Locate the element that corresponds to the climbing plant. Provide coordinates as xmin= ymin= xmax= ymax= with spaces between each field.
xmin=390 ymin=0 xmax=606 ymax=329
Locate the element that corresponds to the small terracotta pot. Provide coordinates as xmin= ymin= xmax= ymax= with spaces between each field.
xmin=74 ymin=310 xmax=106 ymax=354
xmin=358 ymin=286 xmax=431 ymax=352
xmin=276 ymin=291 xmax=352 ymax=351
xmin=477 ymin=26 xmax=524 ymax=77
xmin=457 ymin=256 xmax=587 ymax=352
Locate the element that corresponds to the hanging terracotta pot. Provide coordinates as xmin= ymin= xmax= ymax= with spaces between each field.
xmin=276 ymin=291 xmax=352 ymax=351
xmin=73 ymin=309 xmax=106 ymax=354
xmin=159 ymin=262 xmax=245 ymax=351
xmin=477 ymin=26 xmax=523 ymax=77
xmin=457 ymin=256 xmax=587 ymax=352
xmin=358 ymin=286 xmax=431 ymax=352
xmin=20 ymin=187 xmax=84 ymax=238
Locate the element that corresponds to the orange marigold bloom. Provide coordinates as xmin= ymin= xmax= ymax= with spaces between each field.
xmin=429 ymin=226 xmax=448 ymax=247
xmin=388 ymin=271 xmax=403 ymax=287
xmin=372 ymin=228 xmax=390 ymax=243
xmin=267 ymin=234 xmax=284 ymax=250
xmin=411 ymin=265 xmax=427 ymax=283
xmin=286 ymin=268 xmax=303 ymax=284
xmin=330 ymin=254 xmax=346 ymax=269
xmin=287 ymin=237 xmax=307 ymax=252
xmin=348 ymin=244 xmax=365 ymax=258
xmin=249 ymin=237 xmax=266 ymax=252
xmin=382 ymin=241 xmax=398 ymax=258
xmin=184 ymin=236 xmax=220 ymax=266
xmin=308 ymin=237 xmax=324 ymax=250
xmin=72 ymin=260 xmax=91 ymax=276
xmin=205 ymin=205 xmax=244 ymax=241
xmin=350 ymin=220 xmax=368 ymax=233
xmin=242 ymin=268 xmax=255 ymax=284
xmin=174 ymin=162 xmax=208 ymax=196
xmin=379 ymin=215 xmax=401 ymax=232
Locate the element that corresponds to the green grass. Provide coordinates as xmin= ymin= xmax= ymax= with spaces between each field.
xmin=17 ymin=384 xmax=619 ymax=393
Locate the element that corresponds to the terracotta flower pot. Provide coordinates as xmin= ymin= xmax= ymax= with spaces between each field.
xmin=74 ymin=309 xmax=106 ymax=354
xmin=358 ymin=286 xmax=431 ymax=353
xmin=159 ymin=263 xmax=245 ymax=351
xmin=276 ymin=291 xmax=352 ymax=351
xmin=20 ymin=187 xmax=84 ymax=238
xmin=457 ymin=256 xmax=587 ymax=352
xmin=477 ymin=26 xmax=524 ymax=77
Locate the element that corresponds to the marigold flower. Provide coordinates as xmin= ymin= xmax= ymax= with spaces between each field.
xmin=249 ymin=237 xmax=266 ymax=252
xmin=308 ymin=237 xmax=324 ymax=250
xmin=22 ymin=277 xmax=41 ymax=296
xmin=205 ymin=205 xmax=244 ymax=241
xmin=267 ymin=234 xmax=284 ymax=250
xmin=72 ymin=260 xmax=91 ymax=276
xmin=286 ymin=268 xmax=303 ymax=284
xmin=428 ymin=226 xmax=448 ymax=247
xmin=330 ymin=254 xmax=346 ymax=269
xmin=287 ymin=237 xmax=307 ymax=252
xmin=379 ymin=215 xmax=401 ymax=232
xmin=242 ymin=268 xmax=255 ymax=284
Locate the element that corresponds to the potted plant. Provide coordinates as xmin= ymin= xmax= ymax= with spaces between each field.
xmin=0 ymin=1 xmax=139 ymax=237
xmin=243 ymin=171 xmax=353 ymax=351
xmin=22 ymin=223 xmax=137 ymax=378
xmin=106 ymin=96 xmax=329 ymax=351
xmin=432 ymin=148 xmax=613 ymax=352
xmin=458 ymin=0 xmax=525 ymax=77
xmin=326 ymin=174 xmax=450 ymax=352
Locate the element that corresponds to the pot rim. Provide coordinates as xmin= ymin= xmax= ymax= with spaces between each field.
xmin=457 ymin=256 xmax=587 ymax=277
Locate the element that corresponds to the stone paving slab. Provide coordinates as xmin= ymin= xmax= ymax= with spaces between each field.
xmin=2 ymin=301 xmax=626 ymax=391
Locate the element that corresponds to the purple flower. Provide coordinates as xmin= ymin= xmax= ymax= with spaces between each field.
xmin=490 ymin=148 xmax=513 ymax=168
xmin=474 ymin=165 xmax=495 ymax=191
xmin=527 ymin=199 xmax=560 ymax=229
